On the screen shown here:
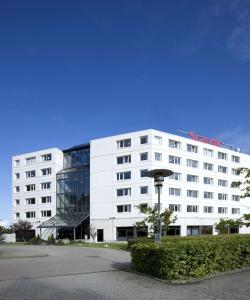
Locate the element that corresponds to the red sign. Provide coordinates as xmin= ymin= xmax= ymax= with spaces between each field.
xmin=188 ymin=132 xmax=222 ymax=147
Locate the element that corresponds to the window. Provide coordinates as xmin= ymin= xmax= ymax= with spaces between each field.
xmin=187 ymin=159 xmax=198 ymax=168
xmin=116 ymin=188 xmax=131 ymax=197
xmin=203 ymin=148 xmax=213 ymax=157
xmin=140 ymin=152 xmax=148 ymax=161
xmin=140 ymin=186 xmax=148 ymax=194
xmin=14 ymin=186 xmax=20 ymax=193
xmin=187 ymin=174 xmax=199 ymax=183
xmin=26 ymin=184 xmax=35 ymax=191
xmin=41 ymin=168 xmax=52 ymax=176
xmin=232 ymin=155 xmax=240 ymax=163
xmin=203 ymin=206 xmax=213 ymax=213
xmin=41 ymin=210 xmax=52 ymax=218
xmin=14 ymin=173 xmax=20 ymax=180
xmin=218 ymin=166 xmax=227 ymax=174
xmin=187 ymin=190 xmax=199 ymax=198
xmin=14 ymin=199 xmax=20 ymax=206
xmin=26 ymin=170 xmax=36 ymax=178
xmin=232 ymin=208 xmax=240 ymax=214
xmin=117 ymin=205 xmax=131 ymax=213
xmin=169 ymin=204 xmax=181 ymax=212
xmin=187 ymin=205 xmax=198 ymax=213
xmin=14 ymin=159 xmax=20 ymax=167
xmin=41 ymin=153 xmax=52 ymax=162
xmin=169 ymin=188 xmax=181 ymax=196
xmin=26 ymin=157 xmax=36 ymax=165
xmin=140 ymin=169 xmax=148 ymax=177
xmin=15 ymin=212 xmax=20 ymax=219
xmin=154 ymin=135 xmax=162 ymax=145
xmin=117 ymin=138 xmax=131 ymax=149
xmin=232 ymin=195 xmax=240 ymax=202
xmin=169 ymin=155 xmax=181 ymax=165
xmin=26 ymin=198 xmax=35 ymax=205
xmin=169 ymin=172 xmax=181 ymax=181
xmin=139 ymin=203 xmax=148 ymax=211
xmin=187 ymin=144 xmax=198 ymax=153
xmin=41 ymin=182 xmax=51 ymax=190
xmin=116 ymin=171 xmax=131 ymax=181
xmin=26 ymin=211 xmax=35 ymax=218
xmin=169 ymin=139 xmax=180 ymax=149
xmin=117 ymin=155 xmax=131 ymax=164
xmin=218 ymin=152 xmax=227 ymax=160
xmin=204 ymin=192 xmax=213 ymax=199
xmin=218 ymin=179 xmax=228 ymax=187
xmin=232 ymin=168 xmax=240 ymax=176
xmin=154 ymin=152 xmax=162 ymax=161
xmin=218 ymin=207 xmax=228 ymax=214
xmin=218 ymin=193 xmax=228 ymax=200
xmin=140 ymin=135 xmax=148 ymax=144
xmin=204 ymin=177 xmax=213 ymax=185
xmin=41 ymin=196 xmax=52 ymax=204
xmin=204 ymin=163 xmax=213 ymax=171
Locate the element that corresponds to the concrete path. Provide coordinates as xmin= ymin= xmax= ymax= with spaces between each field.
xmin=0 ymin=245 xmax=249 ymax=300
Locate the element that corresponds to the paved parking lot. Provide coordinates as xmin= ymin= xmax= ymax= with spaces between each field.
xmin=0 ymin=245 xmax=249 ymax=300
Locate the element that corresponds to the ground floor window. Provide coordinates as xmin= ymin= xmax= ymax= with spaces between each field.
xmin=167 ymin=226 xmax=181 ymax=236
xmin=187 ymin=225 xmax=213 ymax=236
xmin=116 ymin=227 xmax=134 ymax=241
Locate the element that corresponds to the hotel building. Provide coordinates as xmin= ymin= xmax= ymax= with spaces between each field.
xmin=12 ymin=129 xmax=250 ymax=241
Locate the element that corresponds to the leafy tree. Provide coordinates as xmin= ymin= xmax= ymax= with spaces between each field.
xmin=11 ymin=220 xmax=33 ymax=242
xmin=215 ymin=218 xmax=242 ymax=234
xmin=0 ymin=225 xmax=12 ymax=236
xmin=135 ymin=205 xmax=177 ymax=237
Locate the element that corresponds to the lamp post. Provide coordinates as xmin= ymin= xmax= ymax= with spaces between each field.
xmin=147 ymin=169 xmax=173 ymax=243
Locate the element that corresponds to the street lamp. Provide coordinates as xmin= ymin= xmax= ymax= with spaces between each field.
xmin=147 ymin=169 xmax=173 ymax=243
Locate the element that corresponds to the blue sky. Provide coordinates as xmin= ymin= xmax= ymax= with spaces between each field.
xmin=1 ymin=0 xmax=250 ymax=225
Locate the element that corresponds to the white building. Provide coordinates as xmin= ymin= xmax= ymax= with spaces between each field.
xmin=12 ymin=129 xmax=250 ymax=241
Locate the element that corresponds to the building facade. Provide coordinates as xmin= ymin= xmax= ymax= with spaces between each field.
xmin=12 ymin=129 xmax=250 ymax=241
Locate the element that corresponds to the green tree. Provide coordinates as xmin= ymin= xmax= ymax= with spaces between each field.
xmin=135 ymin=205 xmax=177 ymax=237
xmin=11 ymin=220 xmax=33 ymax=242
xmin=215 ymin=218 xmax=242 ymax=234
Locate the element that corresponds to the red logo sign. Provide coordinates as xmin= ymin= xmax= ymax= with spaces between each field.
xmin=188 ymin=132 xmax=222 ymax=147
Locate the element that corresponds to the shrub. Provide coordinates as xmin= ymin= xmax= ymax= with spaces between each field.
xmin=47 ymin=234 xmax=55 ymax=245
xmin=29 ymin=235 xmax=44 ymax=245
xmin=130 ymin=235 xmax=250 ymax=280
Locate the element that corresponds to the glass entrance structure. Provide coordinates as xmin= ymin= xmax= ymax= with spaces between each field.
xmin=38 ymin=144 xmax=90 ymax=240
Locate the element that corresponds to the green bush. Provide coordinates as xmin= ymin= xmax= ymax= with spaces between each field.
xmin=130 ymin=235 xmax=250 ymax=280
xmin=28 ymin=235 xmax=44 ymax=245
xmin=47 ymin=234 xmax=55 ymax=245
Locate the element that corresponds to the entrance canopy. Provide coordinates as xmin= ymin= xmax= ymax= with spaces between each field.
xmin=37 ymin=213 xmax=89 ymax=229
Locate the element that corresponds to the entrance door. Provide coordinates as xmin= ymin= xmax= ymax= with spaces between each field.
xmin=97 ymin=229 xmax=104 ymax=242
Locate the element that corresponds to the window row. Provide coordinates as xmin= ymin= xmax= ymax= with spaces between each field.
xmin=14 ymin=182 xmax=52 ymax=192
xmin=14 ymin=153 xmax=52 ymax=167
xmin=116 ymin=137 xmax=240 ymax=163
xmin=14 ymin=196 xmax=52 ymax=206
xmin=14 ymin=168 xmax=52 ymax=180
xmin=14 ymin=210 xmax=52 ymax=219
xmin=116 ymin=204 xmax=240 ymax=215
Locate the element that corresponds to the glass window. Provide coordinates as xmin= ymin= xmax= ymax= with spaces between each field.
xmin=14 ymin=173 xmax=20 ymax=179
xmin=14 ymin=199 xmax=20 ymax=206
xmin=140 ymin=152 xmax=148 ymax=161
xmin=204 ymin=163 xmax=213 ymax=171
xmin=204 ymin=191 xmax=213 ymax=199
xmin=116 ymin=171 xmax=131 ymax=181
xmin=41 ymin=168 xmax=52 ymax=176
xmin=63 ymin=147 xmax=90 ymax=168
xmin=117 ymin=139 xmax=131 ymax=149
xmin=187 ymin=174 xmax=199 ymax=183
xmin=169 ymin=155 xmax=181 ymax=165
xmin=169 ymin=139 xmax=181 ymax=149
xmin=26 ymin=184 xmax=35 ymax=191
xmin=187 ymin=159 xmax=198 ymax=168
xmin=41 ymin=196 xmax=52 ymax=204
xmin=26 ymin=170 xmax=36 ymax=178
xmin=140 ymin=135 xmax=148 ymax=144
xmin=187 ymin=190 xmax=199 ymax=198
xmin=203 ymin=206 xmax=213 ymax=213
xmin=14 ymin=159 xmax=20 ymax=167
xmin=154 ymin=136 xmax=162 ymax=145
xmin=232 ymin=195 xmax=240 ymax=201
xmin=140 ymin=169 xmax=148 ymax=177
xmin=140 ymin=186 xmax=148 ymax=194
xmin=26 ymin=211 xmax=36 ymax=218
xmin=232 ymin=168 xmax=240 ymax=176
xmin=204 ymin=177 xmax=213 ymax=185
xmin=218 ymin=207 xmax=228 ymax=214
xmin=26 ymin=157 xmax=36 ymax=165
xmin=218 ymin=166 xmax=227 ymax=174
xmin=232 ymin=155 xmax=240 ymax=163
xmin=169 ymin=204 xmax=181 ymax=212
xmin=116 ymin=188 xmax=131 ymax=197
xmin=218 ymin=152 xmax=227 ymax=160
xmin=203 ymin=148 xmax=213 ymax=157
xmin=187 ymin=205 xmax=198 ymax=213
xmin=26 ymin=198 xmax=35 ymax=205
xmin=41 ymin=153 xmax=52 ymax=162
xmin=41 ymin=182 xmax=51 ymax=190
xmin=169 ymin=188 xmax=181 ymax=196
xmin=218 ymin=193 xmax=228 ymax=200
xmin=117 ymin=205 xmax=131 ymax=213
xmin=169 ymin=172 xmax=181 ymax=180
xmin=154 ymin=152 xmax=162 ymax=161
xmin=187 ymin=144 xmax=198 ymax=153
xmin=232 ymin=208 xmax=240 ymax=214
xmin=117 ymin=155 xmax=131 ymax=164
xmin=218 ymin=179 xmax=228 ymax=187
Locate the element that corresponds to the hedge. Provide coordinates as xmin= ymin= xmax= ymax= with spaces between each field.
xmin=130 ymin=235 xmax=250 ymax=280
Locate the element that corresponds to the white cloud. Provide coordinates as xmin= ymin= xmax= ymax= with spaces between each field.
xmin=217 ymin=127 xmax=250 ymax=153
xmin=0 ymin=220 xmax=9 ymax=227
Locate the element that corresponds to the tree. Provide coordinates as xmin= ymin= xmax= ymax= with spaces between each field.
xmin=11 ymin=220 xmax=33 ymax=242
xmin=135 ymin=205 xmax=177 ymax=237
xmin=215 ymin=218 xmax=243 ymax=234
xmin=0 ymin=226 xmax=12 ymax=236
